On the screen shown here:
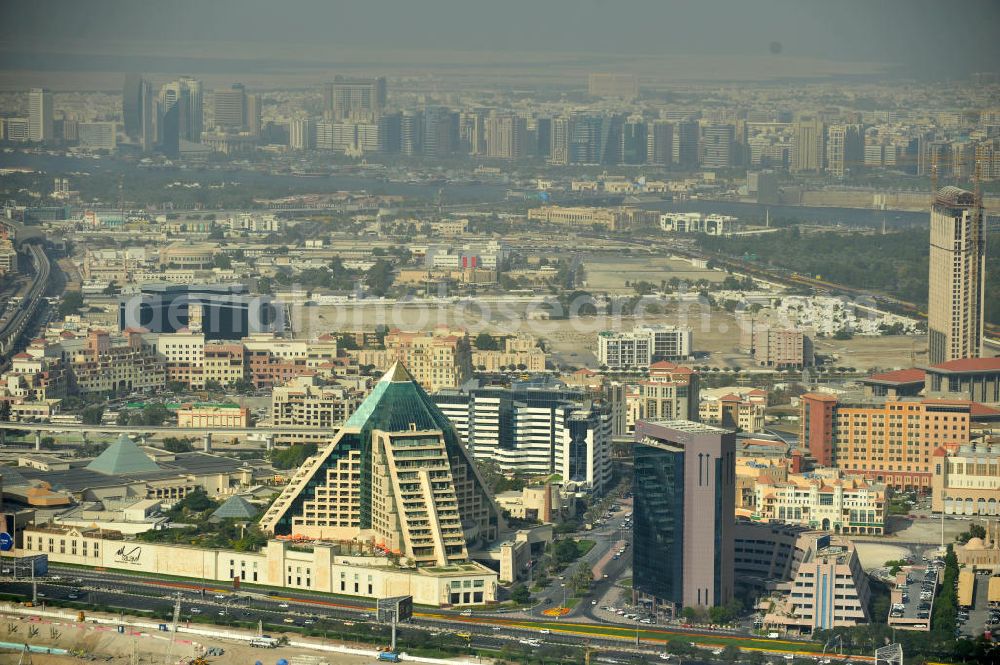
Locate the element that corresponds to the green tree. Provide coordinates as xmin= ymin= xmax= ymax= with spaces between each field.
xmin=58 ymin=290 xmax=85 ymax=317
xmin=269 ymin=443 xmax=318 ymax=470
xmin=81 ymin=405 xmax=104 ymax=425
xmin=510 ymin=584 xmax=532 ymax=604
xmin=162 ymin=437 xmax=194 ymax=453
xmin=554 ymin=539 xmax=581 ymax=565
xmin=365 ymin=259 xmax=395 ymax=296
xmin=142 ymin=404 xmax=172 ymax=426
xmin=474 ymin=332 xmax=499 ymax=350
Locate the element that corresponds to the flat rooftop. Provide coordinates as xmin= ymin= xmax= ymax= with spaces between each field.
xmin=644 ymin=419 xmax=730 ymax=434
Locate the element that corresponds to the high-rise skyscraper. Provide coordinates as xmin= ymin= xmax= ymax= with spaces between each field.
xmin=927 ymin=186 xmax=985 ymax=364
xmin=621 ymin=116 xmax=647 ymax=164
xmin=484 ymin=112 xmax=527 ymax=160
xmin=633 ymin=420 xmax=734 ymax=614
xmin=289 ymin=118 xmax=315 ymax=151
xmin=213 ymin=83 xmax=247 ymax=130
xmin=246 ymin=94 xmax=261 ymax=137
xmin=826 ymin=124 xmax=864 ymax=178
xmin=701 ymin=124 xmax=735 ymax=169
xmin=423 ymin=106 xmax=458 ymax=157
xmin=139 ymin=79 xmax=155 ymax=153
xmin=28 ymin=88 xmax=53 ymax=142
xmin=324 ymin=76 xmax=387 ymax=122
xmin=159 ymin=76 xmax=203 ymax=144
xmin=122 ymin=73 xmax=142 ymax=139
xmin=646 ymin=119 xmax=674 ymax=167
xmin=569 ymin=113 xmax=608 ymax=165
xmin=791 ymin=116 xmax=825 ymax=173
xmin=549 ymin=116 xmax=571 ymax=165
xmin=400 ymin=110 xmax=423 ymax=156
xmin=535 ymin=117 xmax=552 ymax=159
xmin=674 ymin=121 xmax=700 ymax=169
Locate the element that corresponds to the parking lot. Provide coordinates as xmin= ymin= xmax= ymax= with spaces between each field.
xmin=888 ymin=563 xmax=940 ymax=631
xmin=958 ymin=572 xmax=1000 ymax=638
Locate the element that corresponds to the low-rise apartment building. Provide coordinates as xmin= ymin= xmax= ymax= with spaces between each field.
xmin=472 ymin=335 xmax=546 ymax=372
xmin=753 ymin=469 xmax=886 ymax=535
xmin=597 ymin=326 xmax=692 ymax=368
xmin=269 ymin=375 xmax=364 ymax=445
xmin=700 ymin=386 xmax=767 ymax=432
xmin=349 ymin=327 xmax=472 ymax=392
xmin=801 ymin=394 xmax=974 ymax=490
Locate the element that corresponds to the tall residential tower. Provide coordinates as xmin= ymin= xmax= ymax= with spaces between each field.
xmin=927 ymin=186 xmax=985 ymax=364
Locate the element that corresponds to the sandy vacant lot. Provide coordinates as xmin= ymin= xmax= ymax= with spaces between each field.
xmin=0 ymin=609 xmax=425 ymax=665
xmin=583 ymin=255 xmax=726 ymax=294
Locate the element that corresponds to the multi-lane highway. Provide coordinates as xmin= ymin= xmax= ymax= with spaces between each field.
xmin=2 ymin=565 xmax=873 ymax=664
xmin=0 ymin=239 xmax=50 ymax=359
xmin=3 ymin=568 xmax=686 ymax=664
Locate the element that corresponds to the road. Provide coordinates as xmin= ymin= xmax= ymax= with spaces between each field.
xmin=0 ymin=561 xmax=873 ymax=663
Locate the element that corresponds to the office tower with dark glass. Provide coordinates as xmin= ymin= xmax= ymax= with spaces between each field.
xmin=633 ymin=420 xmax=735 ymax=615
xmin=927 ymin=186 xmax=985 ymax=364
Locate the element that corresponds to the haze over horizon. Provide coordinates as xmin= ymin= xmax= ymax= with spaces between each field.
xmin=1 ymin=0 xmax=998 ymax=89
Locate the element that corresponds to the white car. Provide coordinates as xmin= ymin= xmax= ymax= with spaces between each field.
xmin=539 ymin=629 xmax=551 ymax=635
xmin=190 ymin=608 xmax=202 ymax=614
xmin=658 ymin=654 xmax=672 ymax=661
xmin=278 ymin=603 xmax=289 ymax=609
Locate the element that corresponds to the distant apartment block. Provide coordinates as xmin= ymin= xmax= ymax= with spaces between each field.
xmin=740 ymin=323 xmax=813 ymax=369
xmin=177 ymin=404 xmax=250 ymax=429
xmin=471 ymin=335 xmax=546 ymax=372
xmin=349 ymin=327 xmax=472 ymax=392
xmin=597 ymin=326 xmax=692 ymax=368
xmin=626 ymin=361 xmax=700 ymax=430
xmin=752 ymin=468 xmax=886 ymax=535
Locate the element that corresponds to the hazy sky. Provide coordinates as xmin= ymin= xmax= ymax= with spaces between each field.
xmin=2 ymin=0 xmax=998 ymax=80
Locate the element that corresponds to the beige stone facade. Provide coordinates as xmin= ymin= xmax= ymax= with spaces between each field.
xmin=16 ymin=525 xmax=497 ymax=606
xmin=931 ymin=442 xmax=1000 ymax=515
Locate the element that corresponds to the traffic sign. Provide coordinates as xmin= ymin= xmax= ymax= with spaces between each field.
xmin=0 ymin=532 xmax=13 ymax=551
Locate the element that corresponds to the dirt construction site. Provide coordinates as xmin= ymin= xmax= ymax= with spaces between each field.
xmin=0 ymin=606 xmax=484 ymax=665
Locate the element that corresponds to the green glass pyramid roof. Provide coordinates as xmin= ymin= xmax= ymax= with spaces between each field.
xmin=86 ymin=434 xmax=161 ymax=475
xmin=345 ymin=361 xmax=456 ymax=433
xmin=211 ymin=494 xmax=260 ymax=520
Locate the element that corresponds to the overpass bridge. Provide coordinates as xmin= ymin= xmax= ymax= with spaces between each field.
xmin=0 ymin=421 xmax=336 ymax=453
